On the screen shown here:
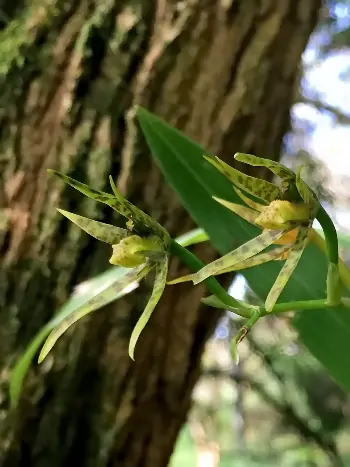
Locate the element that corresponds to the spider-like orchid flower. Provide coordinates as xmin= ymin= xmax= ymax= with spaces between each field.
xmin=169 ymin=154 xmax=319 ymax=312
xmin=39 ymin=171 xmax=170 ymax=361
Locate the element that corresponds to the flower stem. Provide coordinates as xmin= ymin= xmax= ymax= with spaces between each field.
xmin=204 ymin=295 xmax=350 ymax=316
xmin=262 ymin=298 xmax=328 ymax=315
xmin=316 ymin=206 xmax=350 ymax=302
xmin=169 ymin=239 xmax=253 ymax=319
xmin=316 ymin=206 xmax=339 ymax=264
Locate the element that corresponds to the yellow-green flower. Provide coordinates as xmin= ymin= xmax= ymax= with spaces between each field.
xmin=169 ymin=154 xmax=319 ymax=312
xmin=39 ymin=172 xmax=170 ymax=361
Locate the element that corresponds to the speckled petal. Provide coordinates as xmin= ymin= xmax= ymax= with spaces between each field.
xmin=129 ymin=256 xmax=168 ymax=360
xmin=204 ymin=156 xmax=281 ymax=203
xmin=57 ymin=209 xmax=129 ymax=244
xmin=38 ymin=264 xmax=153 ymax=363
xmin=218 ymin=246 xmax=291 ymax=273
xmin=265 ymin=225 xmax=309 ymax=312
xmin=167 ymin=243 xmax=289 ymax=285
xmin=295 ymin=166 xmax=319 ymax=216
xmin=189 ymin=229 xmax=287 ymax=285
xmin=48 ymin=170 xmax=169 ymax=243
xmin=232 ymin=186 xmax=265 ymax=211
xmin=234 ymin=153 xmax=295 ymax=181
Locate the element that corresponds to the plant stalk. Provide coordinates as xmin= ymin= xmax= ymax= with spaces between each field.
xmin=169 ymin=239 xmax=253 ymax=318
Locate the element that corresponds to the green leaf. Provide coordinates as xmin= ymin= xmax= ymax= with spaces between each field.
xmin=136 ymin=106 xmax=350 ymax=391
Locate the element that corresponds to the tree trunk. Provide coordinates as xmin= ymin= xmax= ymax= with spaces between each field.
xmin=0 ymin=1 xmax=321 ymax=466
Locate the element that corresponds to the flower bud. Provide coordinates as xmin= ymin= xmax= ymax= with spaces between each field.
xmin=109 ymin=235 xmax=164 ymax=268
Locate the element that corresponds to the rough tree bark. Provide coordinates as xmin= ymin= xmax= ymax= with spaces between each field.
xmin=0 ymin=1 xmax=321 ymax=466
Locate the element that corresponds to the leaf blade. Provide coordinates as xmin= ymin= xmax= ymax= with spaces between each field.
xmin=136 ymin=107 xmax=350 ymax=391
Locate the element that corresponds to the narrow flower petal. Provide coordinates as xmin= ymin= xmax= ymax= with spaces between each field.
xmin=168 ymin=245 xmax=290 ymax=284
xmin=218 ymin=246 xmax=291 ymax=273
xmin=204 ymin=156 xmax=281 ymax=203
xmin=234 ymin=153 xmax=295 ymax=181
xmin=167 ymin=273 xmax=195 ymax=285
xmin=57 ymin=209 xmax=129 ymax=244
xmin=295 ymin=166 xmax=319 ymax=215
xmin=48 ymin=170 xmax=169 ymax=243
xmin=232 ymin=187 xmax=265 ymax=211
xmin=129 ymin=256 xmax=169 ymax=360
xmin=213 ymin=197 xmax=258 ymax=224
xmin=189 ymin=229 xmax=287 ymax=285
xmin=265 ymin=225 xmax=309 ymax=312
xmin=39 ymin=265 xmax=152 ymax=362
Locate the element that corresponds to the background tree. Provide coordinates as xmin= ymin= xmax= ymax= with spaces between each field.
xmin=0 ymin=1 xmax=322 ymax=466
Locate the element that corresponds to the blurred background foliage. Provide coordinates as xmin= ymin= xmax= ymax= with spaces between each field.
xmin=170 ymin=2 xmax=350 ymax=466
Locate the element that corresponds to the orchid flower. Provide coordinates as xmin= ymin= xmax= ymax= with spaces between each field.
xmin=39 ymin=171 xmax=170 ymax=361
xmin=169 ymin=154 xmax=319 ymax=312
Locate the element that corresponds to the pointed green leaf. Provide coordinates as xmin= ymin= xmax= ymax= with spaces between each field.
xmin=190 ymin=229 xmax=286 ymax=285
xmin=234 ymin=153 xmax=295 ymax=181
xmin=135 ymin=107 xmax=350 ymax=391
xmin=265 ymin=226 xmax=309 ymax=312
xmin=204 ymin=155 xmax=281 ymax=203
xmin=57 ymin=209 xmax=129 ymax=244
xmin=129 ymin=256 xmax=168 ymax=360
xmin=38 ymin=265 xmax=152 ymax=363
